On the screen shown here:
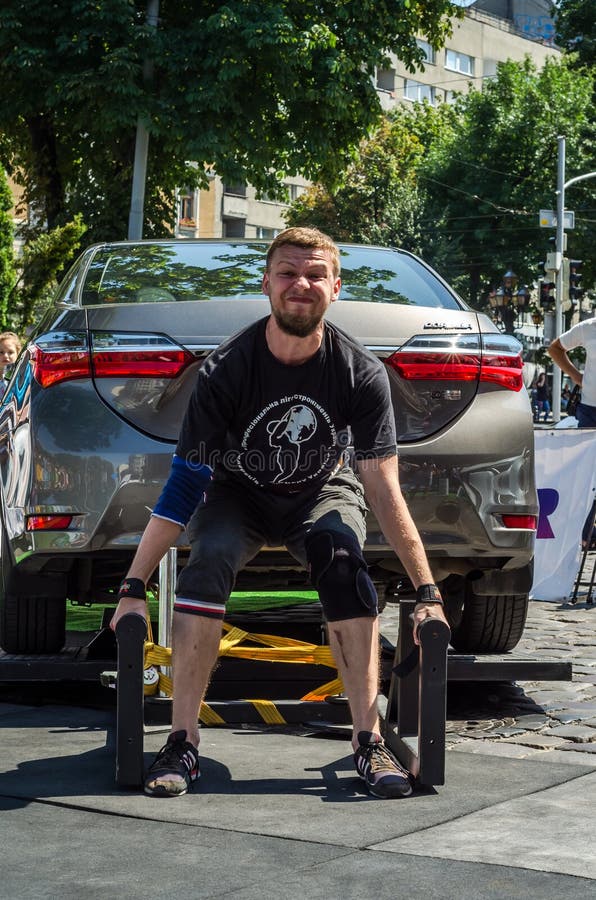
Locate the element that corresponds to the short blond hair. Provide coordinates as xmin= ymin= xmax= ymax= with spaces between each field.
xmin=266 ymin=227 xmax=341 ymax=278
xmin=0 ymin=331 xmax=22 ymax=354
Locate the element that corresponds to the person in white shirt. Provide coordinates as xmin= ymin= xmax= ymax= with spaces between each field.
xmin=549 ymin=317 xmax=596 ymax=548
xmin=549 ymin=317 xmax=596 ymax=427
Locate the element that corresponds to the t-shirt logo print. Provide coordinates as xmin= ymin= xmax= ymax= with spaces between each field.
xmin=237 ymin=394 xmax=336 ymax=489
xmin=266 ymin=404 xmax=317 ymax=483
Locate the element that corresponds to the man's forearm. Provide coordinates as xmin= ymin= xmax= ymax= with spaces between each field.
xmin=358 ymin=456 xmax=435 ymax=588
xmin=126 ymin=516 xmax=184 ymax=585
xmin=548 ymin=340 xmax=582 ymax=384
xmin=374 ymin=496 xmax=435 ymax=588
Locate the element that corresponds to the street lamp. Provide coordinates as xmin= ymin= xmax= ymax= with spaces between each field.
xmin=487 ymin=270 xmax=529 ymax=335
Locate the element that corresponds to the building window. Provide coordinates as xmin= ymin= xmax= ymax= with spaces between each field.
xmin=223 ymin=218 xmax=245 ymax=238
xmin=223 ymin=183 xmax=247 ymax=197
xmin=445 ymin=49 xmax=475 ymax=76
xmin=376 ymin=67 xmax=396 ymax=92
xmin=416 ymin=39 xmax=435 ymax=65
xmin=288 ymin=183 xmax=305 ymax=202
xmin=256 ymin=227 xmax=279 ymax=239
xmin=178 ymin=190 xmax=195 ymax=226
xmin=404 ymin=79 xmax=436 ymax=104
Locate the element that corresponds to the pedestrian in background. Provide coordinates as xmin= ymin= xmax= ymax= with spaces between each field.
xmin=532 ymin=371 xmax=551 ymax=422
xmin=0 ymin=331 xmax=22 ymax=400
xmin=548 ymin=316 xmax=596 ymax=549
xmin=561 ymin=385 xmax=571 ymax=412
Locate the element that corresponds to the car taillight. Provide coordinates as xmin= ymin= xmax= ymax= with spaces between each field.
xmin=385 ymin=332 xmax=524 ymax=392
xmin=31 ymin=331 xmax=194 ymax=387
xmin=386 ymin=351 xmax=481 ymax=382
xmin=26 ymin=514 xmax=74 ymax=531
xmin=30 ymin=333 xmax=91 ymax=388
xmin=501 ymin=515 xmax=537 ymax=530
xmin=91 ymin=333 xmax=194 ymax=378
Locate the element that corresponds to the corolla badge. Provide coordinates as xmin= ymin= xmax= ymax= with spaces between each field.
xmin=423 ymin=322 xmax=473 ymax=330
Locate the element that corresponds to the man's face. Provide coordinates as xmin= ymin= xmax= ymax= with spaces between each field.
xmin=262 ymin=245 xmax=341 ymax=337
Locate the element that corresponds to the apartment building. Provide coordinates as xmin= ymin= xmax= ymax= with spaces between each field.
xmin=182 ymin=0 xmax=560 ymax=239
xmin=377 ymin=0 xmax=558 ymax=111
xmin=177 ymin=173 xmax=311 ymax=240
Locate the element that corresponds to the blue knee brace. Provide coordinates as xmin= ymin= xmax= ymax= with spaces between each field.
xmin=305 ymin=530 xmax=378 ymax=622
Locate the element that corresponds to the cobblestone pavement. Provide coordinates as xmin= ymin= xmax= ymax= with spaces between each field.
xmin=381 ymin=553 xmax=596 ymax=766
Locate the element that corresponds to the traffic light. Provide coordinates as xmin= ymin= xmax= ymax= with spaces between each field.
xmin=569 ymin=259 xmax=583 ymax=304
xmin=537 ymin=262 xmax=555 ymax=307
xmin=540 ymin=280 xmax=556 ymax=307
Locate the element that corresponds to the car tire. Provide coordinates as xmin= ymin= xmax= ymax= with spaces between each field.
xmin=0 ymin=593 xmax=66 ymax=654
xmin=448 ymin=592 xmax=529 ymax=653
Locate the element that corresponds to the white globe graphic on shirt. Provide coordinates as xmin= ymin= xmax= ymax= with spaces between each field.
xmin=267 ymin=405 xmax=317 ymax=444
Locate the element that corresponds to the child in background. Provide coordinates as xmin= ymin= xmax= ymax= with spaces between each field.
xmin=0 ymin=332 xmax=22 ymax=400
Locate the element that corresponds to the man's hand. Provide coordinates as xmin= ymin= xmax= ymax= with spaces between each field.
xmin=110 ymin=595 xmax=147 ymax=632
xmin=412 ymin=601 xmax=450 ymax=646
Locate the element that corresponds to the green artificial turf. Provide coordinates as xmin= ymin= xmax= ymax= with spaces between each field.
xmin=66 ymin=591 xmax=318 ymax=632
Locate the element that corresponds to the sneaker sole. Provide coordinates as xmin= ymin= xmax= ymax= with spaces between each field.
xmin=366 ymin=780 xmax=413 ymax=799
xmin=356 ymin=771 xmax=413 ymax=799
xmin=144 ymin=772 xmax=200 ymax=797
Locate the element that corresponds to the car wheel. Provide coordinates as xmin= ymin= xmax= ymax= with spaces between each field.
xmin=448 ymin=591 xmax=529 ymax=653
xmin=0 ymin=593 xmax=66 ymax=654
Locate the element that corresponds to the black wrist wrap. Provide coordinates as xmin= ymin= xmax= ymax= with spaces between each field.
xmin=118 ymin=577 xmax=146 ymax=602
xmin=416 ymin=583 xmax=443 ymax=605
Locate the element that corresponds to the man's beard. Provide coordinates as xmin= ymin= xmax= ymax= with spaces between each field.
xmin=271 ymin=305 xmax=324 ymax=338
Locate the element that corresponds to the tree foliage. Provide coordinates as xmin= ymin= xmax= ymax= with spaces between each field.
xmin=8 ymin=216 xmax=87 ymax=330
xmin=554 ymin=0 xmax=596 ymax=66
xmin=419 ymin=57 xmax=596 ymax=305
xmin=288 ymin=56 xmax=595 ymax=312
xmin=286 ymin=108 xmax=444 ymax=253
xmin=0 ymin=168 xmax=15 ymax=327
xmin=0 ymin=0 xmax=461 ymax=245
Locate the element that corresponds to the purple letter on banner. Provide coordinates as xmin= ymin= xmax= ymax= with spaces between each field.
xmin=537 ymin=488 xmax=559 ymax=539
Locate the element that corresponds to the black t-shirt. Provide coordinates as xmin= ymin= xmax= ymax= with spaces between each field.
xmin=176 ymin=317 xmax=397 ymax=493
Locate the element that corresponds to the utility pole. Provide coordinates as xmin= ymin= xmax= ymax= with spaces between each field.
xmin=553 ymin=136 xmax=565 ymax=421
xmin=127 ymin=0 xmax=160 ymax=241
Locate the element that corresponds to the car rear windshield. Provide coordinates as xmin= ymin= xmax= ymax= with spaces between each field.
xmin=80 ymin=241 xmax=461 ymax=309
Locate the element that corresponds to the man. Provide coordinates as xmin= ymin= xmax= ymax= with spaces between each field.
xmin=548 ymin=317 xmax=596 ymax=429
xmin=111 ymin=227 xmax=448 ymax=800
xmin=548 ymin=316 xmax=596 ymax=549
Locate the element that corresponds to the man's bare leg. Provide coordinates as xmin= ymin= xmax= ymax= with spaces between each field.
xmin=325 ymin=616 xmax=380 ymax=750
xmin=171 ymin=611 xmax=222 ymax=745
xmin=152 ymin=611 xmax=222 ymax=790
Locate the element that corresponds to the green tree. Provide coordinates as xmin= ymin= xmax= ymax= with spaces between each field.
xmin=285 ymin=57 xmax=596 ymax=313
xmin=8 ymin=216 xmax=87 ymax=330
xmin=0 ymin=167 xmax=16 ymax=327
xmin=554 ymin=0 xmax=596 ymax=66
xmin=285 ymin=108 xmax=442 ymax=252
xmin=418 ymin=56 xmax=596 ymax=307
xmin=0 ymin=0 xmax=461 ymax=245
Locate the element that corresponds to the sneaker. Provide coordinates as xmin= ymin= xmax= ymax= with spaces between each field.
xmin=144 ymin=730 xmax=200 ymax=797
xmin=354 ymin=731 xmax=413 ymax=799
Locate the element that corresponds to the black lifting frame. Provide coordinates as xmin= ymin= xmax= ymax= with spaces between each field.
xmin=114 ymin=613 xmax=147 ymax=788
xmin=381 ymin=598 xmax=451 ymax=787
xmin=112 ymin=597 xmax=451 ymax=790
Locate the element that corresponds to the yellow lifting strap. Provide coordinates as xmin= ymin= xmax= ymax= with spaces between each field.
xmin=143 ymin=620 xmax=344 ymax=718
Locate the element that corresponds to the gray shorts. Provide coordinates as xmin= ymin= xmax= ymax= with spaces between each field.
xmin=174 ymin=468 xmax=367 ymax=615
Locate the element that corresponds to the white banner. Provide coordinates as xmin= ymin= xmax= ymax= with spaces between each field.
xmin=531 ymin=428 xmax=596 ymax=601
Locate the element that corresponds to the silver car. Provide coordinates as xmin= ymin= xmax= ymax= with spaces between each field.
xmin=0 ymin=240 xmax=537 ymax=655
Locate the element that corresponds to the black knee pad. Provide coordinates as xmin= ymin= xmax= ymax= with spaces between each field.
xmin=305 ymin=530 xmax=378 ymax=622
